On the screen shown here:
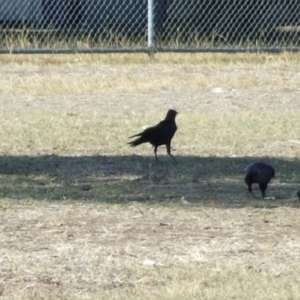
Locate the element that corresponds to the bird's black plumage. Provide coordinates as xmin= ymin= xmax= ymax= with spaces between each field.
xmin=297 ymin=190 xmax=300 ymax=201
xmin=128 ymin=109 xmax=178 ymax=161
xmin=244 ymin=162 xmax=275 ymax=198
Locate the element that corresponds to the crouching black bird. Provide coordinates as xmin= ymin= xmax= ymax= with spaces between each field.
xmin=128 ymin=109 xmax=178 ymax=162
xmin=244 ymin=162 xmax=275 ymax=199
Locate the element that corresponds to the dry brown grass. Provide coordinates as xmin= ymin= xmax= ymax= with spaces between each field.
xmin=0 ymin=53 xmax=300 ymax=299
xmin=1 ymin=202 xmax=300 ymax=299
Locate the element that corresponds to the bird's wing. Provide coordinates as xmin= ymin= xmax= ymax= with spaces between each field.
xmin=129 ymin=119 xmax=176 ymax=140
xmin=148 ymin=120 xmax=175 ymax=135
xmin=141 ymin=123 xmax=166 ymax=138
xmin=129 ymin=121 xmax=164 ymax=138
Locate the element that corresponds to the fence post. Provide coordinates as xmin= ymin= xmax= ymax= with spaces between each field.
xmin=148 ymin=0 xmax=154 ymax=56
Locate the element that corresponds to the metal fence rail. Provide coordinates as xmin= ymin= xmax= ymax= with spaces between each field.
xmin=0 ymin=0 xmax=300 ymax=54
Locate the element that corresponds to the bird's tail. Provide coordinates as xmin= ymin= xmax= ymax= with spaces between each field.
xmin=128 ymin=136 xmax=144 ymax=147
xmin=128 ymin=133 xmax=140 ymax=139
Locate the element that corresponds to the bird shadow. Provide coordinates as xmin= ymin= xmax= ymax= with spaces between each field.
xmin=0 ymin=154 xmax=299 ymax=208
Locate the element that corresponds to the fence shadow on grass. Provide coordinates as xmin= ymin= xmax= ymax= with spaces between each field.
xmin=0 ymin=154 xmax=299 ymax=208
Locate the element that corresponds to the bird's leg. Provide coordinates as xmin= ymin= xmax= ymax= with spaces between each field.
xmin=248 ymin=184 xmax=258 ymax=199
xmin=166 ymin=142 xmax=175 ymax=160
xmin=154 ymin=146 xmax=159 ymax=162
xmin=259 ymin=183 xmax=267 ymax=199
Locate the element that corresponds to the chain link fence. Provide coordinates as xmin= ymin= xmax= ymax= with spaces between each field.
xmin=0 ymin=0 xmax=300 ymax=53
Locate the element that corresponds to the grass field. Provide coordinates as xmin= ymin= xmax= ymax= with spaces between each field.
xmin=1 ymin=52 xmax=300 ymax=299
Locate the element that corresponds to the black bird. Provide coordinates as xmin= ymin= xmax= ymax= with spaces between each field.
xmin=128 ymin=109 xmax=178 ymax=161
xmin=244 ymin=162 xmax=275 ymax=199
xmin=297 ymin=190 xmax=300 ymax=201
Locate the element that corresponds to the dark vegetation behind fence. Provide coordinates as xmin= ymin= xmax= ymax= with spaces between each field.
xmin=0 ymin=0 xmax=299 ymax=51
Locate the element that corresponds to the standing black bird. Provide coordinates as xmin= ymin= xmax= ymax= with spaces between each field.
xmin=128 ymin=109 xmax=178 ymax=161
xmin=244 ymin=162 xmax=275 ymax=199
xmin=297 ymin=189 xmax=300 ymax=201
